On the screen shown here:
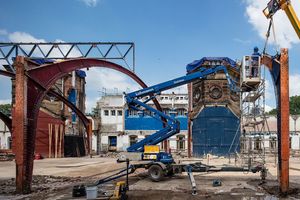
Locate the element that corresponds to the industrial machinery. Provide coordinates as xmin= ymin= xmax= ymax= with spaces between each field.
xmin=121 ymin=65 xmax=238 ymax=162
xmin=116 ymin=63 xmax=265 ymax=183
xmin=75 ymin=61 xmax=266 ymax=198
xmin=263 ymin=0 xmax=300 ymax=38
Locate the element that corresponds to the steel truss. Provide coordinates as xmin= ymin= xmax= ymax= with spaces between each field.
xmin=0 ymin=42 xmax=135 ymax=72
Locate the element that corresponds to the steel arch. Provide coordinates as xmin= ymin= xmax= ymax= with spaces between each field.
xmin=13 ymin=57 xmax=164 ymax=193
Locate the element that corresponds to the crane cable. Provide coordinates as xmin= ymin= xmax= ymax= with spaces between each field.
xmin=263 ymin=18 xmax=273 ymax=54
xmin=263 ymin=17 xmax=279 ymax=55
xmin=271 ymin=17 xmax=280 ymax=53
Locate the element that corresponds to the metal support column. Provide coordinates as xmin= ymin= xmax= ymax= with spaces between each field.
xmin=278 ymin=48 xmax=289 ymax=194
xmin=187 ymin=83 xmax=192 ymax=158
xmin=13 ymin=56 xmax=31 ymax=194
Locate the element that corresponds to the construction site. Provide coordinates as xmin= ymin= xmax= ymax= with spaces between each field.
xmin=0 ymin=0 xmax=300 ymax=199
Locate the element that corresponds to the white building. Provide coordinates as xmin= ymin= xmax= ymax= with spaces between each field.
xmin=93 ymin=94 xmax=126 ymax=152
xmin=93 ymin=93 xmax=189 ymax=153
xmin=0 ymin=119 xmax=11 ymax=150
xmin=241 ymin=115 xmax=300 ymax=154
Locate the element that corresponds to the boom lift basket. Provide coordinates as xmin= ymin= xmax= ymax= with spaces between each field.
xmin=241 ymin=55 xmax=261 ymax=91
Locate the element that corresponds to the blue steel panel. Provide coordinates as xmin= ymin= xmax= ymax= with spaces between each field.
xmin=192 ymin=107 xmax=240 ymax=157
xmin=125 ymin=110 xmax=188 ymax=131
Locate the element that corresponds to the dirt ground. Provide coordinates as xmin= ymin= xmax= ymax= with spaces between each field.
xmin=0 ymin=156 xmax=299 ymax=200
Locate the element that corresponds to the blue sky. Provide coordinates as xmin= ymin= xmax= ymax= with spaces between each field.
xmin=0 ymin=0 xmax=299 ymax=112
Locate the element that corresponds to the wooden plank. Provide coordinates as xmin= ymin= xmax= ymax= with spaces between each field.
xmin=59 ymin=124 xmax=63 ymax=158
xmin=55 ymin=124 xmax=59 ymax=158
xmin=48 ymin=123 xmax=52 ymax=158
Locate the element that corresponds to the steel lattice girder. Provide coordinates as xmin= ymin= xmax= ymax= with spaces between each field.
xmin=0 ymin=42 xmax=135 ymax=72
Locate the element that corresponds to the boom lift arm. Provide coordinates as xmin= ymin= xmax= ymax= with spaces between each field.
xmin=263 ymin=0 xmax=300 ymax=38
xmin=125 ymin=65 xmax=238 ymax=152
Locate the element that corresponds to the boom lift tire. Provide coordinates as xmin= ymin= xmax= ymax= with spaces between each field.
xmin=148 ymin=165 xmax=164 ymax=182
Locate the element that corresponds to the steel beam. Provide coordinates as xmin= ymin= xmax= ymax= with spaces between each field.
xmin=278 ymin=48 xmax=289 ymax=194
xmin=261 ymin=49 xmax=290 ymax=194
xmin=12 ymin=56 xmax=31 ymax=194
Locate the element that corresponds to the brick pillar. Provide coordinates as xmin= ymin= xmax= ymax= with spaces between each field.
xmin=278 ymin=48 xmax=289 ymax=194
xmin=12 ymin=56 xmax=31 ymax=194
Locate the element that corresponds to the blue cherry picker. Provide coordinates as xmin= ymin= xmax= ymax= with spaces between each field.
xmin=75 ymin=62 xmax=266 ymax=198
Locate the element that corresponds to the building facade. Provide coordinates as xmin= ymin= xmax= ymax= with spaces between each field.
xmin=240 ymin=115 xmax=300 ymax=155
xmin=1 ymin=69 xmax=87 ymax=157
xmin=187 ymin=57 xmax=241 ymax=156
xmin=94 ymin=93 xmax=189 ymax=153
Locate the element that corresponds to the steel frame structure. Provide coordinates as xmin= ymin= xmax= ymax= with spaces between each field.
xmin=0 ymin=42 xmax=135 ymax=72
xmin=261 ymin=49 xmax=290 ymax=194
xmin=8 ymin=57 xmax=163 ymax=194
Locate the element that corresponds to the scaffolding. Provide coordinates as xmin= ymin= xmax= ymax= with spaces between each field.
xmin=239 ymin=59 xmax=274 ymax=166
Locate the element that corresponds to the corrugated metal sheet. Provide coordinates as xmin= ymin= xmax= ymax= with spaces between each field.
xmin=192 ymin=107 xmax=240 ymax=156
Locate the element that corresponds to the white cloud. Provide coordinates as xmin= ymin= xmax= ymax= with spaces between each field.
xmin=0 ymin=29 xmax=7 ymax=35
xmin=265 ymin=79 xmax=275 ymax=100
xmin=0 ymin=99 xmax=11 ymax=104
xmin=265 ymin=104 xmax=274 ymax=112
xmin=6 ymin=32 xmax=81 ymax=57
xmin=85 ymin=97 xmax=100 ymax=113
xmin=8 ymin=31 xmax=46 ymax=43
xmin=80 ymin=0 xmax=99 ymax=7
xmin=85 ymin=68 xmax=140 ymax=93
xmin=84 ymin=68 xmax=140 ymax=112
xmin=290 ymin=74 xmax=300 ymax=96
xmin=245 ymin=0 xmax=300 ymax=48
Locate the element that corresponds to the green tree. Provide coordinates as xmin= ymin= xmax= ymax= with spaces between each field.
xmin=0 ymin=104 xmax=11 ymax=116
xmin=267 ymin=95 xmax=300 ymax=115
xmin=267 ymin=108 xmax=277 ymax=115
xmin=290 ymin=96 xmax=300 ymax=115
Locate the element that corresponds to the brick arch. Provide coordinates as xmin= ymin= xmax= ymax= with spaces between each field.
xmin=13 ymin=57 xmax=164 ymax=193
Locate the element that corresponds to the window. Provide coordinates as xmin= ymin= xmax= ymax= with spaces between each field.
xmin=176 ymin=108 xmax=186 ymax=116
xmin=270 ymin=137 xmax=276 ymax=150
xmin=177 ymin=135 xmax=185 ymax=150
xmin=129 ymin=135 xmax=138 ymax=146
xmin=129 ymin=110 xmax=137 ymax=116
xmin=117 ymin=110 xmax=122 ymax=116
xmin=108 ymin=136 xmax=117 ymax=151
xmin=111 ymin=110 xmax=116 ymax=116
xmin=289 ymin=137 xmax=292 ymax=149
xmin=104 ymin=110 xmax=109 ymax=116
xmin=254 ymin=138 xmax=262 ymax=150
xmin=163 ymin=109 xmax=170 ymax=115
